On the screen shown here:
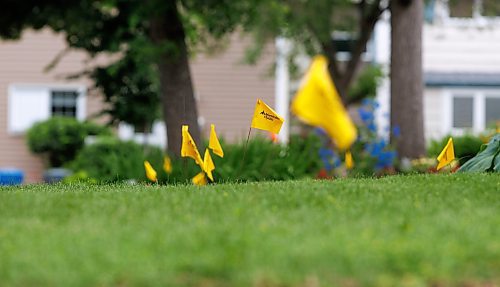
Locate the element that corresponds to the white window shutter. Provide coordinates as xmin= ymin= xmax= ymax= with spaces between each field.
xmin=8 ymin=85 xmax=50 ymax=134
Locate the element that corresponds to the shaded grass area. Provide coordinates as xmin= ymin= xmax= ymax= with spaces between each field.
xmin=0 ymin=174 xmax=499 ymax=286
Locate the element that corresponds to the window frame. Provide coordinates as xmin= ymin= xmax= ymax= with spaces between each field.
xmin=443 ymin=88 xmax=500 ymax=135
xmin=7 ymin=84 xmax=86 ymax=134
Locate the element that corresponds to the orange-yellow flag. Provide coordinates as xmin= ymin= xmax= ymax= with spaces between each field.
xmin=209 ymin=124 xmax=224 ymax=158
xmin=291 ymin=55 xmax=357 ymax=150
xmin=163 ymin=155 xmax=172 ymax=174
xmin=436 ymin=137 xmax=455 ymax=170
xmin=144 ymin=161 xmax=157 ymax=183
xmin=250 ymin=99 xmax=284 ymax=134
xmin=192 ymin=171 xmax=207 ymax=186
xmin=203 ymin=148 xmax=215 ymax=181
xmin=181 ymin=125 xmax=203 ymax=168
xmin=345 ymin=150 xmax=354 ymax=170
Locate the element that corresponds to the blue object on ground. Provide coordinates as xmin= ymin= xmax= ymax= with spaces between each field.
xmin=43 ymin=168 xmax=72 ymax=183
xmin=0 ymin=168 xmax=24 ymax=185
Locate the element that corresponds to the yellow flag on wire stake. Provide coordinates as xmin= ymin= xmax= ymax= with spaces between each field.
xmin=181 ymin=125 xmax=203 ymax=168
xmin=163 ymin=155 xmax=172 ymax=174
xmin=345 ymin=150 xmax=354 ymax=170
xmin=436 ymin=137 xmax=455 ymax=170
xmin=291 ymin=55 xmax=357 ymax=150
xmin=250 ymin=99 xmax=284 ymax=134
xmin=144 ymin=161 xmax=157 ymax=183
xmin=192 ymin=171 xmax=207 ymax=186
xmin=203 ymin=148 xmax=215 ymax=181
xmin=209 ymin=124 xmax=224 ymax=158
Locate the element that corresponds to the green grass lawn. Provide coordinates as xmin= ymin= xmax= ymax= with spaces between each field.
xmin=0 ymin=174 xmax=499 ymax=286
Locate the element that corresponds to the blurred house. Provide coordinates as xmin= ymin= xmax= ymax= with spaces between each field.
xmin=0 ymin=29 xmax=275 ymax=182
xmin=375 ymin=0 xmax=500 ymax=141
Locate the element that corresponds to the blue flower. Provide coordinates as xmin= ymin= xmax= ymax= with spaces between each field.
xmin=361 ymin=98 xmax=375 ymax=107
xmin=392 ymin=126 xmax=401 ymax=138
xmin=358 ymin=108 xmax=374 ymax=125
xmin=314 ymin=128 xmax=327 ymax=137
xmin=368 ymin=122 xmax=377 ymax=133
xmin=318 ymin=148 xmax=341 ymax=171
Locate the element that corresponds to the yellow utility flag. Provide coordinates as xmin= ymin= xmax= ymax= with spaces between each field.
xmin=345 ymin=150 xmax=354 ymax=170
xmin=436 ymin=137 xmax=455 ymax=170
xmin=209 ymin=124 xmax=224 ymax=158
xmin=181 ymin=125 xmax=203 ymax=167
xmin=203 ymin=148 xmax=215 ymax=181
xmin=163 ymin=155 xmax=172 ymax=174
xmin=144 ymin=161 xmax=158 ymax=183
xmin=250 ymin=99 xmax=284 ymax=134
xmin=291 ymin=55 xmax=357 ymax=150
xmin=192 ymin=171 xmax=207 ymax=186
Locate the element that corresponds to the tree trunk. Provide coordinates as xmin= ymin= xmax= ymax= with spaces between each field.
xmin=150 ymin=2 xmax=201 ymax=156
xmin=390 ymin=0 xmax=425 ymax=158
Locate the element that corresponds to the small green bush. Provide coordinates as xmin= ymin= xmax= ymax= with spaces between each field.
xmin=428 ymin=134 xmax=484 ymax=165
xmin=26 ymin=117 xmax=111 ymax=167
xmin=71 ymin=138 xmax=163 ymax=182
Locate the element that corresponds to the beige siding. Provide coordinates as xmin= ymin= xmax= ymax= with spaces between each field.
xmin=191 ymin=34 xmax=276 ymax=142
xmin=0 ymin=29 xmax=105 ymax=183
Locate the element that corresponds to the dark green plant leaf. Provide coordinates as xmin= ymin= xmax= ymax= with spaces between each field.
xmin=458 ymin=134 xmax=500 ymax=172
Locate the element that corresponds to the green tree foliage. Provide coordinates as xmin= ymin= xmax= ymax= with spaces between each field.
xmin=90 ymin=52 xmax=160 ymax=132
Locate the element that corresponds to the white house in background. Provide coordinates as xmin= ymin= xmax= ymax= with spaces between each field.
xmin=374 ymin=0 xmax=500 ymax=141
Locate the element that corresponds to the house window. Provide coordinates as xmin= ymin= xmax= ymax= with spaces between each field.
xmin=8 ymin=84 xmax=85 ymax=134
xmin=447 ymin=91 xmax=500 ymax=134
xmin=449 ymin=0 xmax=474 ymax=18
xmin=447 ymin=0 xmax=500 ymax=18
xmin=51 ymin=90 xmax=78 ymax=117
xmin=485 ymin=97 xmax=500 ymax=127
xmin=452 ymin=96 xmax=473 ymax=128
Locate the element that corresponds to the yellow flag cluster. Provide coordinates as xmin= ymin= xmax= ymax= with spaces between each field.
xmin=436 ymin=137 xmax=455 ymax=170
xmin=209 ymin=124 xmax=224 ymax=157
xmin=251 ymin=99 xmax=284 ymax=134
xmin=143 ymin=155 xmax=173 ymax=183
xmin=144 ymin=161 xmax=158 ymax=183
xmin=181 ymin=125 xmax=203 ymax=168
xmin=182 ymin=124 xmax=224 ymax=185
xmin=345 ymin=150 xmax=354 ymax=170
xmin=291 ymin=55 xmax=357 ymax=150
xmin=192 ymin=171 xmax=207 ymax=186
xmin=163 ymin=156 xmax=172 ymax=174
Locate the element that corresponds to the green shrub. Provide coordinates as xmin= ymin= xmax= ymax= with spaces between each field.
xmin=210 ymin=134 xmax=322 ymax=182
xmin=70 ymin=138 xmax=163 ymax=182
xmin=26 ymin=117 xmax=111 ymax=167
xmin=428 ymin=134 xmax=484 ymax=166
